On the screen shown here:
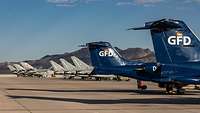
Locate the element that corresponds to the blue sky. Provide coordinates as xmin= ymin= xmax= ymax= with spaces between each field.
xmin=0 ymin=0 xmax=199 ymax=62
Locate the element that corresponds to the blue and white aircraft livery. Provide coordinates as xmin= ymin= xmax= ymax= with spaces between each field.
xmin=86 ymin=19 xmax=200 ymax=94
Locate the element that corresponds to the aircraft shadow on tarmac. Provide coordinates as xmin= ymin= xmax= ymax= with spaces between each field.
xmin=6 ymin=95 xmax=200 ymax=105
xmin=6 ymin=88 xmax=200 ymax=95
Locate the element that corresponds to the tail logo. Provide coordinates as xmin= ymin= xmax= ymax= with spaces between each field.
xmin=168 ymin=32 xmax=191 ymax=46
xmin=99 ymin=48 xmax=116 ymax=57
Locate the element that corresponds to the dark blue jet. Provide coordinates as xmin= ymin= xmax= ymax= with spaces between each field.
xmin=86 ymin=19 xmax=200 ymax=94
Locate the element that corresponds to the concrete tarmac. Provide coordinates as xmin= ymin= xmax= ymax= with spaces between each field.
xmin=0 ymin=75 xmax=200 ymax=113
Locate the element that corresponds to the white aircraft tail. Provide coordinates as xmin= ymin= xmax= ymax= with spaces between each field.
xmin=8 ymin=65 xmax=16 ymax=72
xmin=20 ymin=62 xmax=34 ymax=70
xmin=50 ymin=60 xmax=65 ymax=72
xmin=59 ymin=58 xmax=76 ymax=71
xmin=13 ymin=64 xmax=25 ymax=71
xmin=71 ymin=56 xmax=91 ymax=71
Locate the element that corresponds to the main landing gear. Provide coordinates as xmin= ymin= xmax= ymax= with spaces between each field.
xmin=165 ymin=84 xmax=185 ymax=95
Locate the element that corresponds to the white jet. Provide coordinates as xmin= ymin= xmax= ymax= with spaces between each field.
xmin=71 ymin=56 xmax=94 ymax=75
xmin=8 ymin=65 xmax=18 ymax=74
xmin=50 ymin=60 xmax=66 ymax=74
xmin=70 ymin=56 xmax=118 ymax=80
xmin=12 ymin=64 xmax=26 ymax=77
xmin=20 ymin=62 xmax=54 ymax=78
xmin=50 ymin=60 xmax=77 ymax=79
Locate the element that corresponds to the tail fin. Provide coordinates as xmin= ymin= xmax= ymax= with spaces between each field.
xmin=49 ymin=60 xmax=65 ymax=72
xmin=20 ymin=62 xmax=34 ymax=70
xmin=71 ymin=56 xmax=91 ymax=70
xmin=86 ymin=41 xmax=127 ymax=67
xmin=8 ymin=65 xmax=16 ymax=72
xmin=59 ymin=59 xmax=76 ymax=71
xmin=13 ymin=64 xmax=25 ymax=71
xmin=130 ymin=19 xmax=200 ymax=64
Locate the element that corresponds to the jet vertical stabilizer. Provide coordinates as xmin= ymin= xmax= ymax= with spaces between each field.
xmin=13 ymin=64 xmax=25 ymax=71
xmin=12 ymin=64 xmax=26 ymax=76
xmin=8 ymin=65 xmax=17 ymax=73
xmin=71 ymin=56 xmax=91 ymax=70
xmin=59 ymin=59 xmax=76 ymax=71
xmin=71 ymin=56 xmax=94 ymax=75
xmin=86 ymin=41 xmax=130 ymax=67
xmin=20 ymin=62 xmax=35 ymax=71
xmin=130 ymin=19 xmax=200 ymax=64
xmin=50 ymin=60 xmax=65 ymax=73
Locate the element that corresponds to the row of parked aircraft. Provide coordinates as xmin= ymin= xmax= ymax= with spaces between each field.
xmin=8 ymin=56 xmax=126 ymax=81
xmin=50 ymin=56 xmax=123 ymax=80
xmin=8 ymin=62 xmax=54 ymax=78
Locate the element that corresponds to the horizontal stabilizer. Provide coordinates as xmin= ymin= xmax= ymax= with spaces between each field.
xmin=128 ymin=19 xmax=181 ymax=31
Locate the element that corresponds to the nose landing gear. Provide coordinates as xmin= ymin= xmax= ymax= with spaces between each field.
xmin=137 ymin=80 xmax=147 ymax=90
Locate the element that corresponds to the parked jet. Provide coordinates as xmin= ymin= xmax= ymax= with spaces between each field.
xmin=50 ymin=60 xmax=65 ymax=75
xmin=12 ymin=64 xmax=26 ymax=77
xmin=62 ymin=57 xmax=120 ymax=80
xmin=59 ymin=58 xmax=76 ymax=75
xmin=71 ymin=56 xmax=122 ymax=80
xmin=59 ymin=58 xmax=93 ymax=79
xmin=51 ymin=59 xmax=85 ymax=79
xmin=71 ymin=56 xmax=93 ymax=75
xmin=86 ymin=19 xmax=200 ymax=94
xmin=50 ymin=60 xmax=76 ymax=79
xmin=20 ymin=62 xmax=54 ymax=78
xmin=8 ymin=65 xmax=18 ymax=74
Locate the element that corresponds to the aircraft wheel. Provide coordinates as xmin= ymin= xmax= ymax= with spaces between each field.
xmin=116 ymin=76 xmax=121 ymax=81
xmin=166 ymin=84 xmax=175 ymax=94
xmin=81 ymin=77 xmax=86 ymax=80
xmin=166 ymin=84 xmax=173 ymax=92
xmin=195 ymin=85 xmax=200 ymax=90
xmin=138 ymin=85 xmax=147 ymax=90
xmin=176 ymin=88 xmax=185 ymax=95
xmin=68 ymin=76 xmax=73 ymax=80
xmin=95 ymin=77 xmax=101 ymax=81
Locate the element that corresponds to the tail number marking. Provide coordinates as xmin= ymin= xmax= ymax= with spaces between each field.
xmin=168 ymin=32 xmax=191 ymax=46
xmin=99 ymin=49 xmax=115 ymax=57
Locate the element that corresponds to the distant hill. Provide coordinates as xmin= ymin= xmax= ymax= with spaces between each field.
xmin=0 ymin=47 xmax=156 ymax=74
